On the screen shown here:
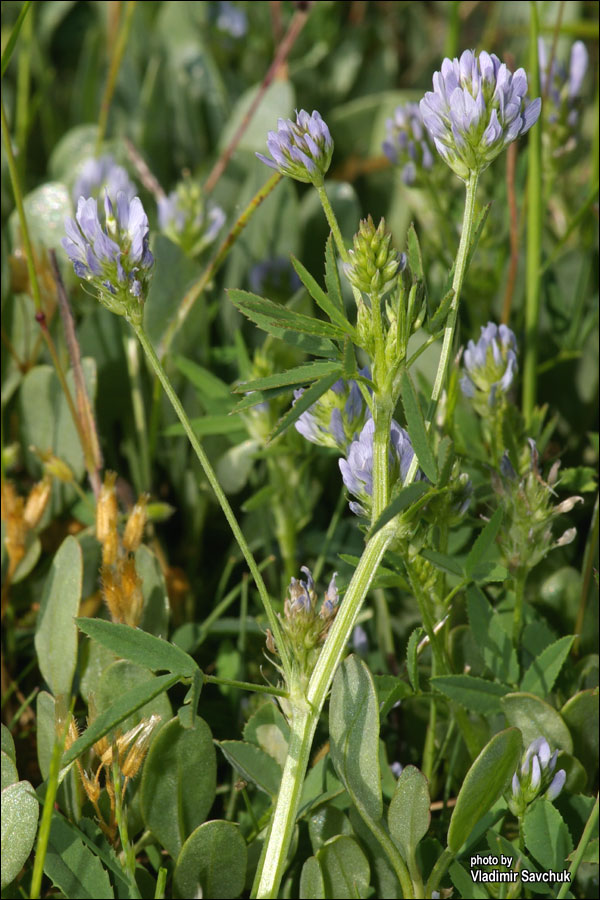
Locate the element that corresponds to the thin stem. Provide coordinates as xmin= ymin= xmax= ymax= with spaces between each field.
xmin=124 ymin=335 xmax=151 ymax=491
xmin=522 ymin=1 xmax=542 ymax=425
xmin=573 ymin=493 xmax=598 ymax=656
xmin=132 ymin=322 xmax=290 ymax=675
xmin=203 ymin=8 xmax=309 ymax=194
xmin=425 ymin=847 xmax=454 ymax=898
xmin=96 ymin=1 xmax=137 ymax=153
xmin=371 ymin=399 xmax=393 ymax=522
xmin=158 ymin=173 xmax=282 ymax=358
xmin=556 ymin=794 xmax=599 ymax=899
xmin=112 ymin=758 xmax=137 ymax=885
xmin=513 ymin=567 xmax=528 ymax=645
xmin=315 ymin=183 xmax=349 ymax=263
xmin=15 ymin=0 xmax=33 ymax=180
xmin=203 ymin=674 xmax=288 ymax=698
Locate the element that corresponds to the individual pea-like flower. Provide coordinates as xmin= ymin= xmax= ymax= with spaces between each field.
xmin=266 ymin=567 xmax=339 ymax=701
xmin=72 ymin=154 xmax=137 ymax=206
xmin=539 ymin=40 xmax=589 ymax=164
xmin=256 ymin=109 xmax=334 ymax=186
xmin=508 ymin=737 xmax=566 ymax=816
xmin=158 ymin=179 xmax=225 ymax=257
xmin=294 ymin=368 xmax=371 ymax=453
xmin=460 ymin=322 xmax=518 ymax=411
xmin=493 ymin=439 xmax=583 ymax=574
xmin=420 ymin=49 xmax=541 ymax=180
xmin=382 ymin=102 xmax=436 ymax=185
xmin=62 ymin=192 xmax=153 ymax=324
xmin=339 ymin=418 xmax=421 ymax=517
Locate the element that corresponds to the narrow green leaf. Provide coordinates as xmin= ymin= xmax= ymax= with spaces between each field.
xmin=269 ymin=372 xmax=341 ymax=442
xmin=174 ymin=356 xmax=231 ymax=401
xmin=229 ymin=292 xmax=338 ymax=357
xmin=229 ymin=289 xmax=345 ymax=340
xmin=324 ymin=235 xmax=344 ymax=313
xmin=449 ymin=861 xmax=490 ymax=899
xmin=448 ymin=728 xmax=522 ymax=853
xmin=173 ymin=821 xmax=247 ymax=900
xmin=61 ymin=673 xmax=179 ymax=768
xmin=163 ymin=414 xmax=247 ymax=438
xmin=316 ymin=835 xmax=370 ymax=900
xmin=406 ymin=628 xmax=423 ymax=692
xmin=501 ymin=693 xmax=573 ymax=754
xmin=43 ymin=813 xmax=113 ymax=899
xmin=234 ymin=360 xmax=342 ymax=393
xmin=466 ymin=202 xmax=492 ymax=267
xmin=329 ymin=655 xmax=383 ymax=823
xmin=428 ymin=288 xmax=455 ymax=333
xmin=388 ymin=766 xmax=430 ymax=861
xmin=406 ymin=224 xmax=424 ymax=281
xmin=523 ymin=800 xmax=573 ymax=871
xmin=35 ymin=536 xmax=82 ymax=697
xmin=231 ymin=383 xmax=297 ymax=414
xmin=436 ymin=435 xmax=455 ymax=486
xmin=76 ymin=618 xmax=198 ymax=678
xmin=1 ymin=781 xmax=39 ymax=890
xmin=141 ymin=716 xmax=216 ymax=859
xmin=300 ymin=857 xmax=326 ymax=899
xmin=521 ymin=635 xmax=575 ymax=697
xmin=368 ymin=482 xmax=430 ymax=538
xmin=421 ymin=548 xmax=464 ymax=577
xmin=399 ymin=371 xmax=438 ymax=482
xmin=431 ymin=674 xmax=511 ymax=715
xmin=467 ymin=586 xmax=519 ymax=684
xmin=291 ymin=255 xmax=355 ymax=335
xmin=465 ymin=509 xmax=503 ymax=577
xmin=374 ymin=675 xmax=413 ymax=720
xmin=561 ymin=689 xmax=599 ymax=773
xmin=1 ymin=1 xmax=32 ymax=77
xmin=218 ymin=740 xmax=282 ymax=797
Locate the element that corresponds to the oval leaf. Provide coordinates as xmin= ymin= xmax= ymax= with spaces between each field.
xmin=448 ymin=727 xmax=522 ymax=853
xmin=218 ymin=740 xmax=282 ymax=797
xmin=1 ymin=781 xmax=39 ymax=889
xmin=141 ymin=716 xmax=216 ymax=859
xmin=501 ymin=693 xmax=573 ymax=754
xmin=173 ymin=820 xmax=247 ymax=900
xmin=300 ymin=856 xmax=326 ymax=899
xmin=329 ymin=655 xmax=383 ymax=823
xmin=388 ymin=766 xmax=431 ymax=862
xmin=76 ymin=618 xmax=198 ymax=678
xmin=316 ymin=835 xmax=370 ymax=900
xmin=523 ymin=800 xmax=573 ymax=871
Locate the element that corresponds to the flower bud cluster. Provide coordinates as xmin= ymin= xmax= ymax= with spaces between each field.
xmin=96 ymin=471 xmax=149 ymax=627
xmin=62 ymin=193 xmax=154 ymax=324
xmin=539 ymin=40 xmax=589 ymax=167
xmin=294 ymin=368 xmax=371 ymax=453
xmin=460 ymin=322 xmax=518 ymax=413
xmin=343 ymin=216 xmax=404 ymax=299
xmin=420 ymin=49 xmax=541 ymax=180
xmin=158 ymin=178 xmax=225 ymax=257
xmin=508 ymin=737 xmax=566 ymax=817
xmin=493 ymin=440 xmax=583 ymax=574
xmin=72 ymin=155 xmax=137 ymax=206
xmin=383 ymin=102 xmax=437 ymax=185
xmin=266 ymin=567 xmax=339 ymax=699
xmin=339 ymin=418 xmax=422 ymax=518
xmin=256 ymin=109 xmax=333 ymax=186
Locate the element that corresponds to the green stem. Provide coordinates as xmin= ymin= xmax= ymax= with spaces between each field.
xmin=573 ymin=493 xmax=599 ymax=655
xmin=96 ymin=1 xmax=137 ymax=153
xmin=254 ymin=522 xmax=398 ymax=898
xmin=132 ymin=321 xmax=291 ymax=676
xmin=124 ymin=335 xmax=151 ymax=491
xmin=513 ymin=567 xmax=528 ymax=645
xmin=522 ymin=1 xmax=542 ymax=426
xmin=315 ymin=184 xmax=349 ymax=263
xmin=203 ymin=674 xmax=288 ymax=698
xmin=159 ymin=173 xmax=282 ymax=358
xmin=556 ymin=794 xmax=599 ymax=899
xmin=112 ymin=758 xmax=136 ymax=885
xmin=425 ymin=847 xmax=454 ymax=897
xmin=15 ymin=0 xmax=32 ymax=180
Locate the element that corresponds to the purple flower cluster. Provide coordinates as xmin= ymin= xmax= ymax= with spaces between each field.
xmin=294 ymin=369 xmax=371 ymax=453
xmin=509 ymin=737 xmax=566 ymax=816
xmin=158 ymin=185 xmax=225 ymax=257
xmin=420 ymin=50 xmax=541 ymax=179
xmin=62 ymin=193 xmax=153 ymax=319
xmin=257 ymin=110 xmax=334 ymax=185
xmin=73 ymin=155 xmax=136 ymax=206
xmin=383 ymin=102 xmax=436 ymax=185
xmin=339 ymin=418 xmax=419 ymax=517
xmin=460 ymin=322 xmax=517 ymax=408
xmin=539 ymin=40 xmax=588 ymax=162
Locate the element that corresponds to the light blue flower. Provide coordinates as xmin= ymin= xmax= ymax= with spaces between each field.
xmin=509 ymin=737 xmax=566 ymax=816
xmin=62 ymin=192 xmax=153 ymax=321
xmin=294 ymin=368 xmax=371 ymax=453
xmin=216 ymin=1 xmax=247 ymax=38
xmin=257 ymin=110 xmax=334 ymax=186
xmin=73 ymin=155 xmax=136 ymax=206
xmin=460 ymin=322 xmax=518 ymax=408
xmin=383 ymin=102 xmax=436 ymax=185
xmin=539 ymin=40 xmax=588 ymax=163
xmin=158 ymin=180 xmax=225 ymax=257
xmin=420 ymin=50 xmax=541 ymax=179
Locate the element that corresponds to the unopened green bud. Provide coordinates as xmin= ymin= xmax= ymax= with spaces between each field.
xmin=343 ymin=217 xmax=404 ymax=298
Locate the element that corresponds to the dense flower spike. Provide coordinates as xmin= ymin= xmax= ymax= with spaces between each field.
xmin=73 ymin=155 xmax=137 ymax=206
xmin=460 ymin=322 xmax=518 ymax=410
xmin=539 ymin=39 xmax=589 ymax=164
xmin=62 ymin=192 xmax=154 ymax=323
xmin=420 ymin=49 xmax=541 ymax=180
xmin=294 ymin=368 xmax=371 ymax=453
xmin=158 ymin=179 xmax=225 ymax=257
xmin=382 ymin=102 xmax=436 ymax=185
xmin=343 ymin=216 xmax=405 ymax=298
xmin=508 ymin=737 xmax=566 ymax=816
xmin=339 ymin=418 xmax=420 ymax=516
xmin=256 ymin=109 xmax=333 ymax=185
xmin=493 ymin=439 xmax=583 ymax=573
